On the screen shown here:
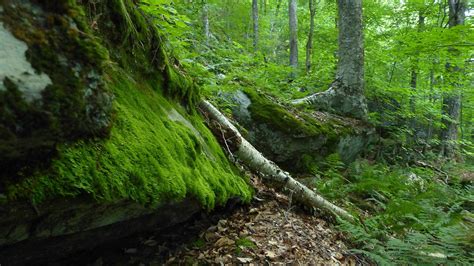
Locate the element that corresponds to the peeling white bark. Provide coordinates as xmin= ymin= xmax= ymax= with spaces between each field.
xmin=199 ymin=100 xmax=354 ymax=222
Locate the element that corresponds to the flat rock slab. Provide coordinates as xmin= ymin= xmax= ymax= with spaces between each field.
xmin=0 ymin=197 xmax=201 ymax=265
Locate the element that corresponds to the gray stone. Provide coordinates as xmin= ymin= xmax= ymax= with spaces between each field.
xmin=0 ymin=197 xmax=201 ymax=264
xmin=222 ymin=90 xmax=375 ymax=172
xmin=0 ymin=22 xmax=52 ymax=102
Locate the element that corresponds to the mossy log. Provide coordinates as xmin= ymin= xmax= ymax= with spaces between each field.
xmin=199 ymin=100 xmax=354 ymax=222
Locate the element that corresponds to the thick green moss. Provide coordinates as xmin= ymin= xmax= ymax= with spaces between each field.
xmin=86 ymin=0 xmax=199 ymax=107
xmin=6 ymin=70 xmax=252 ymax=208
xmin=1 ymin=0 xmax=250 ymax=209
xmin=243 ymin=88 xmax=350 ymax=139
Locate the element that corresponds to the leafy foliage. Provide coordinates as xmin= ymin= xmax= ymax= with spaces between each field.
xmin=138 ymin=0 xmax=473 ymax=263
xmin=314 ymin=157 xmax=474 ymax=264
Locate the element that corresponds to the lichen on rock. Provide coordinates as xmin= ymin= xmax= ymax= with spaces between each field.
xmin=0 ymin=22 xmax=52 ymax=102
xmin=0 ymin=0 xmax=113 ymax=179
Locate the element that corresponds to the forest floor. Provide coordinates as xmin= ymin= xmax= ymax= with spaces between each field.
xmin=76 ymin=175 xmax=366 ymax=265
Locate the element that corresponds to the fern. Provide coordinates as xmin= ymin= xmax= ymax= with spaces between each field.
xmin=318 ymin=159 xmax=474 ymax=264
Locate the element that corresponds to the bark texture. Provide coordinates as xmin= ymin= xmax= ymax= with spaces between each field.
xmin=293 ymin=0 xmax=367 ymax=120
xmin=199 ymin=100 xmax=354 ymax=222
xmin=252 ymin=0 xmax=259 ymax=51
xmin=441 ymin=0 xmax=465 ymax=157
xmin=409 ymin=13 xmax=424 ymax=135
xmin=203 ymin=2 xmax=210 ymax=45
xmin=305 ymin=0 xmax=316 ymax=73
xmin=289 ymin=0 xmax=298 ymax=73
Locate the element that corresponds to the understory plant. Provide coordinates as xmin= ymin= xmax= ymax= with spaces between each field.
xmin=314 ymin=156 xmax=473 ymax=264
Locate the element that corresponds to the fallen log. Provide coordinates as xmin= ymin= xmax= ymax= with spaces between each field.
xmin=199 ymin=100 xmax=355 ymax=222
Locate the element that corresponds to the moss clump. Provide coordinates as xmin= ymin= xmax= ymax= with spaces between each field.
xmin=243 ymin=88 xmax=348 ymax=139
xmin=5 ymin=70 xmax=252 ymax=208
xmin=85 ymin=0 xmax=200 ymax=107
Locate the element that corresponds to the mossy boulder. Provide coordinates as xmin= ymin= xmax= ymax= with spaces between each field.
xmin=221 ymin=89 xmax=375 ymax=173
xmin=0 ymin=0 xmax=252 ymax=260
xmin=0 ymin=1 xmax=113 ymax=178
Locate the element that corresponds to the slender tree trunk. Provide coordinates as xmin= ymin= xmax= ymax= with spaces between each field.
xmin=252 ymin=0 xmax=259 ymax=52
xmin=202 ymin=2 xmax=210 ymax=46
xmin=293 ymin=0 xmax=367 ymax=120
xmin=270 ymin=0 xmax=282 ymax=34
xmin=440 ymin=0 xmax=465 ymax=157
xmin=199 ymin=100 xmax=354 ymax=222
xmin=409 ymin=13 xmax=425 ymax=137
xmin=270 ymin=0 xmax=282 ymax=59
xmin=427 ymin=68 xmax=435 ymax=140
xmin=260 ymin=0 xmax=267 ymax=15
xmin=305 ymin=0 xmax=316 ymax=73
xmin=289 ymin=0 xmax=298 ymax=75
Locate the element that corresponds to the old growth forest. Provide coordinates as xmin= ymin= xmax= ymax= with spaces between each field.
xmin=0 ymin=0 xmax=473 ymax=264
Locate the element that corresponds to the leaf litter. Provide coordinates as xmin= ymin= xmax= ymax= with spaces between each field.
xmin=89 ymin=175 xmax=366 ymax=265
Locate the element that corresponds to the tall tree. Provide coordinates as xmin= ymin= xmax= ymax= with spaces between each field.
xmin=252 ymin=0 xmax=259 ymax=52
xmin=289 ymin=0 xmax=298 ymax=74
xmin=440 ymin=0 xmax=466 ymax=157
xmin=202 ymin=1 xmax=210 ymax=46
xmin=409 ymin=11 xmax=425 ymax=136
xmin=293 ymin=0 xmax=367 ymax=120
xmin=305 ymin=0 xmax=316 ymax=73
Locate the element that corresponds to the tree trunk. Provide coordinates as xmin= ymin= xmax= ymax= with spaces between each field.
xmin=440 ymin=0 xmax=465 ymax=157
xmin=202 ymin=2 xmax=210 ymax=46
xmin=270 ymin=0 xmax=282 ymax=59
xmin=289 ymin=0 xmax=298 ymax=75
xmin=293 ymin=0 xmax=367 ymax=120
xmin=252 ymin=0 xmax=259 ymax=52
xmin=260 ymin=0 xmax=267 ymax=15
xmin=305 ymin=0 xmax=316 ymax=73
xmin=199 ymin=100 xmax=354 ymax=222
xmin=409 ymin=13 xmax=425 ymax=136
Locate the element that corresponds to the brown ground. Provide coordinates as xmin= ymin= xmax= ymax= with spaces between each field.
xmin=81 ymin=175 xmax=366 ymax=265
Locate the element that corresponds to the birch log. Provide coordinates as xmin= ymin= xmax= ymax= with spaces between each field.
xmin=199 ymin=100 xmax=354 ymax=222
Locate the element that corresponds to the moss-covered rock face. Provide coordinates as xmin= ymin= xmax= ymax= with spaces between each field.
xmin=6 ymin=71 xmax=252 ymax=208
xmin=0 ymin=0 xmax=251 ymax=209
xmin=0 ymin=1 xmax=113 ymax=178
xmin=222 ymin=89 xmax=375 ymax=173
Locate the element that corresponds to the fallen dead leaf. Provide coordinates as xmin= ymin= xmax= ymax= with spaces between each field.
xmin=144 ymin=239 xmax=158 ymax=247
xmin=237 ymin=257 xmax=253 ymax=263
xmin=265 ymin=250 xmax=278 ymax=260
xmin=215 ymin=237 xmax=235 ymax=247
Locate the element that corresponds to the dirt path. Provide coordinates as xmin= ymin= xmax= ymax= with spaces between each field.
xmin=79 ymin=177 xmax=362 ymax=265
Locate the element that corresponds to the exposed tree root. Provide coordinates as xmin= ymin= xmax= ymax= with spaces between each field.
xmin=199 ymin=100 xmax=355 ymax=222
xmin=291 ymin=80 xmax=367 ymax=120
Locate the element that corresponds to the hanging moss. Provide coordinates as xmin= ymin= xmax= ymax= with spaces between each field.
xmin=84 ymin=0 xmax=200 ymax=107
xmin=5 ymin=70 xmax=252 ymax=208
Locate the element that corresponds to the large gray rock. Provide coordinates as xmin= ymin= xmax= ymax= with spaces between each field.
xmin=221 ymin=90 xmax=376 ymax=172
xmin=0 ymin=197 xmax=201 ymax=264
xmin=0 ymin=1 xmax=113 ymax=177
